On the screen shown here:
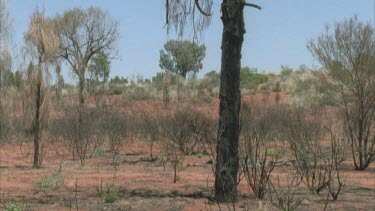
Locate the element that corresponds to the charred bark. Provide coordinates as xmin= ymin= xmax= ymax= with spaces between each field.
xmin=215 ymin=0 xmax=245 ymax=203
xmin=33 ymin=56 xmax=43 ymax=168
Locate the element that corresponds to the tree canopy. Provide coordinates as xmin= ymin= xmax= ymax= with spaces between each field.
xmin=88 ymin=52 xmax=111 ymax=84
xmin=54 ymin=6 xmax=119 ymax=106
xmin=159 ymin=40 xmax=206 ymax=79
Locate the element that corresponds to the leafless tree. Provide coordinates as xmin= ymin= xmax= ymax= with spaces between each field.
xmin=239 ymin=103 xmax=283 ymax=200
xmin=162 ymin=110 xmax=197 ymax=155
xmin=285 ymin=107 xmax=328 ymax=194
xmin=60 ymin=106 xmax=98 ymax=166
xmin=268 ymin=173 xmax=303 ymax=211
xmin=23 ymin=10 xmax=59 ymax=168
xmin=0 ymin=0 xmax=13 ymax=144
xmin=308 ymin=16 xmax=375 ymax=170
xmin=326 ymin=129 xmax=346 ymax=200
xmin=136 ymin=110 xmax=159 ymax=160
xmin=0 ymin=48 xmax=12 ymax=144
xmin=54 ymin=7 xmax=119 ymax=145
xmin=161 ymin=136 xmax=185 ymax=183
xmin=103 ymin=111 xmax=128 ymax=165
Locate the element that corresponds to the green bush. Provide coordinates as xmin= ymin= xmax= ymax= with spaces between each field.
xmin=102 ymin=184 xmax=119 ymax=203
xmin=123 ymin=86 xmax=154 ymax=101
xmin=295 ymin=78 xmax=312 ymax=94
xmin=5 ymin=202 xmax=24 ymax=211
xmin=240 ymin=66 xmax=268 ymax=89
xmin=266 ymin=147 xmax=285 ymax=159
xmin=110 ymin=87 xmax=123 ymax=95
xmin=92 ymin=147 xmax=105 ymax=157
xmin=280 ymin=65 xmax=293 ymax=80
xmin=34 ymin=171 xmax=65 ymax=189
xmin=109 ymin=76 xmax=128 ymax=85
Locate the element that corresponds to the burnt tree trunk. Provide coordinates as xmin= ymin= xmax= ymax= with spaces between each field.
xmin=33 ymin=56 xmax=43 ymax=168
xmin=177 ymin=74 xmax=180 ymax=109
xmin=163 ymin=70 xmax=169 ymax=109
xmin=215 ymin=0 xmax=245 ymax=202
xmin=77 ymin=72 xmax=85 ymax=165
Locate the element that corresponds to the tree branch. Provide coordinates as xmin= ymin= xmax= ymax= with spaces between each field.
xmin=195 ymin=0 xmax=212 ymax=16
xmin=244 ymin=2 xmax=262 ymax=10
xmin=165 ymin=0 xmax=169 ymax=27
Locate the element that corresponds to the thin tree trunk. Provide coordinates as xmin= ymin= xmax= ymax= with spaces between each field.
xmin=173 ymin=164 xmax=177 ymax=183
xmin=215 ymin=0 xmax=245 ymax=203
xmin=33 ymin=56 xmax=43 ymax=168
xmin=164 ymin=70 xmax=169 ymax=109
xmin=77 ymin=73 xmax=85 ymax=165
xmin=177 ymin=74 xmax=180 ymax=109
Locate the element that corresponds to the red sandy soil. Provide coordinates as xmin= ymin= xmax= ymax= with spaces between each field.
xmin=1 ymin=94 xmax=374 ymax=210
xmin=1 ymin=140 xmax=374 ymax=211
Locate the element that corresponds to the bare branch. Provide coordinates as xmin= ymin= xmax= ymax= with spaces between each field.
xmin=244 ymin=2 xmax=262 ymax=10
xmin=195 ymin=0 xmax=212 ymax=16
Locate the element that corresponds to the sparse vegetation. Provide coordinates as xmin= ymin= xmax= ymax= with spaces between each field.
xmin=5 ymin=202 xmax=25 ymax=211
xmin=308 ymin=17 xmax=375 ymax=170
xmin=0 ymin=0 xmax=373 ymax=209
xmin=101 ymin=184 xmax=119 ymax=203
xmin=34 ymin=171 xmax=65 ymax=189
xmin=268 ymin=174 xmax=303 ymax=211
xmin=285 ymin=108 xmax=328 ymax=194
xmin=240 ymin=103 xmax=281 ymax=199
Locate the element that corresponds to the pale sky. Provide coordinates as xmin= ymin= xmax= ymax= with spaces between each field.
xmin=5 ymin=0 xmax=375 ymax=82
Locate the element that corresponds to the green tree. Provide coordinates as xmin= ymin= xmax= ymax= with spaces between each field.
xmin=0 ymin=0 xmax=12 ymax=143
xmin=88 ymin=52 xmax=111 ymax=85
xmin=109 ymin=76 xmax=128 ymax=85
xmin=2 ymin=70 xmax=15 ymax=87
xmin=0 ymin=47 xmax=11 ymax=91
xmin=0 ymin=0 xmax=12 ymax=92
xmin=204 ymin=70 xmax=220 ymax=85
xmin=14 ymin=70 xmax=22 ymax=89
xmin=87 ymin=52 xmax=110 ymax=94
xmin=160 ymin=40 xmax=206 ymax=107
xmin=160 ymin=40 xmax=206 ymax=79
xmin=308 ymin=17 xmax=375 ymax=170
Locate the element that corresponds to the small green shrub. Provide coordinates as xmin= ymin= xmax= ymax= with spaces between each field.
xmin=5 ymin=202 xmax=24 ymax=211
xmin=34 ymin=171 xmax=65 ymax=189
xmin=339 ymin=179 xmax=347 ymax=187
xmin=240 ymin=66 xmax=268 ymax=89
xmin=266 ymin=147 xmax=285 ymax=159
xmin=295 ymin=78 xmax=312 ymax=95
xmin=92 ymin=147 xmax=105 ymax=157
xmin=280 ymin=65 xmax=293 ymax=80
xmin=109 ymin=87 xmax=123 ymax=95
xmin=102 ymin=184 xmax=119 ymax=203
xmin=123 ymin=86 xmax=154 ymax=101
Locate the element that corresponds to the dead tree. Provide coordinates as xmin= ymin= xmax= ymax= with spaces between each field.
xmin=24 ymin=10 xmax=59 ymax=168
